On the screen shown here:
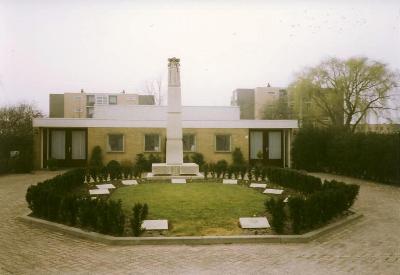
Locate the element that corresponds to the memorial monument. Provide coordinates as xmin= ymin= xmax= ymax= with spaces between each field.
xmin=148 ymin=58 xmax=203 ymax=179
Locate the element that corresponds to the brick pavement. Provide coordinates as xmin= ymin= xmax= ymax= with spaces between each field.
xmin=0 ymin=171 xmax=399 ymax=274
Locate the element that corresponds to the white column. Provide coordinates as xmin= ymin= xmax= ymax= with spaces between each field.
xmin=166 ymin=58 xmax=183 ymax=165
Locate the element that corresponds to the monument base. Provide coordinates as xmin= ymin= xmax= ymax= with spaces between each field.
xmin=147 ymin=163 xmax=204 ymax=180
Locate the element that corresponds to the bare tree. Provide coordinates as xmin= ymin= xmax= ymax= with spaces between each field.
xmin=145 ymin=77 xmax=164 ymax=105
xmin=290 ymin=57 xmax=399 ymax=132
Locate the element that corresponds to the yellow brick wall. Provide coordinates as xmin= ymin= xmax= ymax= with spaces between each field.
xmin=87 ymin=127 xmax=249 ymax=165
xmin=33 ymin=128 xmax=42 ymax=169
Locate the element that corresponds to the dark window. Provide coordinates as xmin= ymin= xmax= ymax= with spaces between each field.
xmin=145 ymin=134 xmax=160 ymax=152
xmin=109 ymin=95 xmax=117 ymax=105
xmin=86 ymin=95 xmax=95 ymax=106
xmin=86 ymin=107 xmax=94 ymax=118
xmin=215 ymin=134 xmax=231 ymax=152
xmin=183 ymin=134 xmax=196 ymax=152
xmin=107 ymin=134 xmax=124 ymax=152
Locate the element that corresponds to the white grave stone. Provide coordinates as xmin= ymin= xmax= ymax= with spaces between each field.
xmin=96 ymin=184 xmax=115 ymax=189
xmin=171 ymin=178 xmax=186 ymax=184
xmin=89 ymin=189 xmax=110 ymax=195
xmin=263 ymin=188 xmax=284 ymax=195
xmin=122 ymin=180 xmax=138 ymax=185
xmin=239 ymin=217 xmax=270 ymax=229
xmin=223 ymin=179 xmax=238 ymax=184
xmin=249 ymin=183 xmax=267 ymax=188
xmin=284 ymin=197 xmax=289 ymax=203
xmin=142 ymin=220 xmax=169 ymax=230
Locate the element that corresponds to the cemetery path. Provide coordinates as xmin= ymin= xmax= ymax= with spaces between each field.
xmin=0 ymin=171 xmax=399 ymax=274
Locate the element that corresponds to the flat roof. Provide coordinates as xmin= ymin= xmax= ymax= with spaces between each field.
xmin=33 ymin=118 xmax=298 ymax=129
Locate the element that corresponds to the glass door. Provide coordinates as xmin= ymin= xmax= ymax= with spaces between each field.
xmin=71 ymin=130 xmax=86 ymax=160
xmin=266 ymin=131 xmax=283 ymax=167
xmin=49 ymin=129 xmax=87 ymax=167
xmin=50 ymin=130 xmax=66 ymax=162
xmin=249 ymin=130 xmax=283 ymax=167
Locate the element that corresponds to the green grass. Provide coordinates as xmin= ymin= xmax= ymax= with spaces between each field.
xmin=110 ymin=182 xmax=268 ymax=236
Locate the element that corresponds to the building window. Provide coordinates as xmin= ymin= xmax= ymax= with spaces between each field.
xmin=144 ymin=134 xmax=160 ymax=152
xmin=96 ymin=95 xmax=108 ymax=105
xmin=107 ymin=134 xmax=124 ymax=152
xmin=183 ymin=134 xmax=196 ymax=152
xmin=86 ymin=107 xmax=94 ymax=118
xmin=215 ymin=134 xmax=231 ymax=152
xmin=109 ymin=95 xmax=117 ymax=105
xmin=127 ymin=96 xmax=137 ymax=105
xmin=87 ymin=95 xmax=95 ymax=106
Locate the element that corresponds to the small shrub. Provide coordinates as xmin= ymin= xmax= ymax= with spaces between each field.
xmin=215 ymin=160 xmax=228 ymax=178
xmin=202 ymin=163 xmax=209 ymax=179
xmin=89 ymin=165 xmax=100 ymax=182
xmin=147 ymin=154 xmax=162 ymax=171
xmin=135 ymin=154 xmax=148 ymax=176
xmin=107 ymin=160 xmax=121 ymax=180
xmin=247 ymin=166 xmax=254 ymax=181
xmin=232 ymin=147 xmax=245 ymax=166
xmin=261 ymin=167 xmax=267 ymax=181
xmin=231 ymin=164 xmax=240 ymax=179
xmin=89 ymin=146 xmax=103 ymax=167
xmin=239 ymin=164 xmax=247 ymax=180
xmin=254 ymin=164 xmax=262 ymax=182
xmin=209 ymin=162 xmax=216 ymax=178
xmin=121 ymin=160 xmax=133 ymax=179
xmin=99 ymin=166 xmax=108 ymax=182
xmin=130 ymin=203 xmax=149 ymax=236
xmin=227 ymin=165 xmax=233 ymax=179
xmin=191 ymin=152 xmax=205 ymax=167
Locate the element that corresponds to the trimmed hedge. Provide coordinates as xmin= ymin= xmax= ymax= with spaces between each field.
xmin=265 ymin=167 xmax=322 ymax=194
xmin=26 ymin=169 xmax=125 ymax=236
xmin=265 ymin=167 xmax=360 ymax=234
xmin=292 ymin=127 xmax=400 ymax=185
xmin=288 ymin=181 xmax=359 ymax=233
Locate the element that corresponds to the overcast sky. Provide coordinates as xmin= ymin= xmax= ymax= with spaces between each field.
xmin=1 ymin=0 xmax=399 ymax=117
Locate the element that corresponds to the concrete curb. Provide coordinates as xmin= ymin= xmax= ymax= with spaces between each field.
xmin=18 ymin=212 xmax=363 ymax=246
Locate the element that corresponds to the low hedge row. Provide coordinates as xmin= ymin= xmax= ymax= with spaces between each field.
xmin=265 ymin=167 xmax=322 ymax=193
xmin=26 ymin=169 xmax=125 ymax=236
xmin=265 ymin=167 xmax=359 ymax=234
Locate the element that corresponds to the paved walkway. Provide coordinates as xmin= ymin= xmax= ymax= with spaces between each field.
xmin=0 ymin=171 xmax=399 ymax=274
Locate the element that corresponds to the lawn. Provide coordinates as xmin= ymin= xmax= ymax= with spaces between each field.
xmin=110 ymin=182 xmax=268 ymax=236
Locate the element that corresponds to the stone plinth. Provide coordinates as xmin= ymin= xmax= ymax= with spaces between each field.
xmin=151 ymin=163 xmax=200 ymax=176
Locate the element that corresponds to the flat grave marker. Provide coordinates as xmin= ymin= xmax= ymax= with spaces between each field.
xmin=263 ymin=188 xmax=284 ymax=195
xmin=89 ymin=189 xmax=110 ymax=195
xmin=122 ymin=180 xmax=138 ymax=185
xmin=171 ymin=179 xmax=186 ymax=184
xmin=239 ymin=217 xmax=270 ymax=229
xmin=223 ymin=179 xmax=238 ymax=184
xmin=249 ymin=183 xmax=267 ymax=188
xmin=96 ymin=183 xmax=115 ymax=189
xmin=142 ymin=220 xmax=169 ymax=230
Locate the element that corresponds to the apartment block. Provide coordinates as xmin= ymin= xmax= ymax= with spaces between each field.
xmin=49 ymin=91 xmax=155 ymax=118
xmin=231 ymin=85 xmax=288 ymax=119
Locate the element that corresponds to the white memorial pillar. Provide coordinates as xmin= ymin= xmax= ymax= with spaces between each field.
xmin=149 ymin=58 xmax=201 ymax=178
xmin=166 ymin=57 xmax=183 ymax=165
